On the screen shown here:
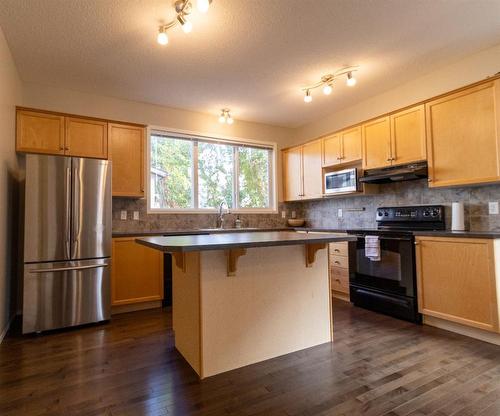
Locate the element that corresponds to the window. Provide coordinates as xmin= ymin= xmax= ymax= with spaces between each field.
xmin=149 ymin=132 xmax=275 ymax=212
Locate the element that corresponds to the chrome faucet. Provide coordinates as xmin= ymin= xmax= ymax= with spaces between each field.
xmin=217 ymin=200 xmax=230 ymax=229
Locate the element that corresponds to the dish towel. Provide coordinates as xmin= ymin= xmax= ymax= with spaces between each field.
xmin=365 ymin=235 xmax=381 ymax=261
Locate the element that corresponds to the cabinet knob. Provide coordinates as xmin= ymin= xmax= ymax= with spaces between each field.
xmin=428 ymin=178 xmax=433 ymax=182
xmin=334 ymin=261 xmax=340 ymax=265
xmin=334 ymin=249 xmax=340 ymax=253
xmin=386 ymin=158 xmax=392 ymax=162
xmin=59 ymin=146 xmax=64 ymax=150
xmin=64 ymin=147 xmax=69 ymax=151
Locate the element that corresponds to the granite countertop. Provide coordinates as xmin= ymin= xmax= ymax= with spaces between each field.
xmin=112 ymin=227 xmax=290 ymax=238
xmin=135 ymin=231 xmax=357 ymax=252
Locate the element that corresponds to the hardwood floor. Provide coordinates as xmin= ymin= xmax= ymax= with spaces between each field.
xmin=1 ymin=300 xmax=500 ymax=416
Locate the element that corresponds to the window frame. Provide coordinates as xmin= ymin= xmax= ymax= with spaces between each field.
xmin=146 ymin=127 xmax=278 ymax=214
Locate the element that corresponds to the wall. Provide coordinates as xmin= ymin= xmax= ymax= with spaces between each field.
xmin=294 ymin=43 xmax=500 ymax=143
xmin=0 ymin=26 xmax=21 ymax=341
xmin=297 ymin=180 xmax=500 ymax=232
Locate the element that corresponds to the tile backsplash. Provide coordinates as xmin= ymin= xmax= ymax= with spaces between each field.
xmin=113 ymin=179 xmax=500 ymax=233
xmin=112 ymin=199 xmax=302 ymax=234
xmin=299 ymin=179 xmax=500 ymax=231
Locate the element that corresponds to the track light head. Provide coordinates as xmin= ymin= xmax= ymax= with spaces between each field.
xmin=322 ymin=83 xmax=333 ymax=95
xmin=304 ymin=90 xmax=312 ymax=103
xmin=346 ymin=71 xmax=357 ymax=87
xmin=177 ymin=15 xmax=192 ymax=33
xmin=157 ymin=27 xmax=168 ymax=45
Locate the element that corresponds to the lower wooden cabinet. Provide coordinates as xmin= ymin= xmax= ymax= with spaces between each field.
xmin=415 ymin=236 xmax=499 ymax=333
xmin=111 ymin=237 xmax=164 ymax=306
xmin=329 ymin=242 xmax=350 ymax=301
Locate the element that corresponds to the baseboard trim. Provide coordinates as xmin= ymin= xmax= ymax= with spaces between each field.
xmin=424 ymin=315 xmax=500 ymax=346
xmin=0 ymin=313 xmax=16 ymax=344
xmin=111 ymin=300 xmax=162 ymax=315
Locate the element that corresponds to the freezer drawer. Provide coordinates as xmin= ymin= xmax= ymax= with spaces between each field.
xmin=23 ymin=259 xmax=110 ymax=333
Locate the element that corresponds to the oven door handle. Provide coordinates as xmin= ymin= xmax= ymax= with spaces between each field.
xmin=352 ymin=234 xmax=412 ymax=242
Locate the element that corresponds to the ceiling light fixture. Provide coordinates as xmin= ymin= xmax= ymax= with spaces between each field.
xmin=301 ymin=66 xmax=359 ymax=103
xmin=156 ymin=0 xmax=212 ymax=45
xmin=218 ymin=109 xmax=234 ymax=124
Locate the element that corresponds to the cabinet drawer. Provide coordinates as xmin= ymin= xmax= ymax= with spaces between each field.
xmin=330 ymin=242 xmax=348 ymax=257
xmin=330 ymin=255 xmax=348 ymax=269
xmin=331 ymin=267 xmax=349 ymax=294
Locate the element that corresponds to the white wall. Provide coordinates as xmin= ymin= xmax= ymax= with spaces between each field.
xmin=0 ymin=26 xmax=22 ymax=341
xmin=294 ymin=43 xmax=500 ymax=143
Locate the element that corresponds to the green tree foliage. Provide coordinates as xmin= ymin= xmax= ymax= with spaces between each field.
xmin=239 ymin=147 xmax=270 ymax=208
xmin=151 ymin=136 xmax=193 ymax=208
xmin=150 ymin=135 xmax=270 ymax=210
xmin=198 ymin=142 xmax=234 ymax=208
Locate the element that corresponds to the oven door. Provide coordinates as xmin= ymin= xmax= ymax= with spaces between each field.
xmin=324 ymin=168 xmax=358 ymax=194
xmin=349 ymin=234 xmax=415 ymax=297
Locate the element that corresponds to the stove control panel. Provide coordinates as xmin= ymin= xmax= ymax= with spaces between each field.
xmin=376 ymin=205 xmax=444 ymax=222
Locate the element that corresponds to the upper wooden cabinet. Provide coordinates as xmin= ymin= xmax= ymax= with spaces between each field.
xmin=415 ymin=236 xmax=499 ymax=333
xmin=362 ymin=116 xmax=391 ymax=170
xmin=283 ymin=146 xmax=303 ymax=201
xmin=426 ymin=80 xmax=500 ymax=188
xmin=322 ymin=127 xmax=361 ymax=167
xmin=16 ymin=110 xmax=65 ymax=155
xmin=109 ymin=123 xmax=145 ymax=198
xmin=362 ymin=105 xmax=426 ymax=170
xmin=283 ymin=140 xmax=322 ymax=201
xmin=65 ymin=117 xmax=108 ymax=159
xmin=16 ymin=109 xmax=108 ymax=159
xmin=322 ymin=134 xmax=341 ymax=167
xmin=391 ymin=105 xmax=426 ymax=165
xmin=302 ymin=140 xmax=323 ymax=199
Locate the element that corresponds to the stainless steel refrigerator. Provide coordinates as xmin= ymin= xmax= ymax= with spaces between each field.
xmin=22 ymin=154 xmax=112 ymax=333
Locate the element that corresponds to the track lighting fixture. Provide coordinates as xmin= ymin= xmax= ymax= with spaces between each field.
xmin=156 ymin=0 xmax=212 ymax=45
xmin=218 ymin=109 xmax=234 ymax=124
xmin=302 ymin=66 xmax=359 ymax=103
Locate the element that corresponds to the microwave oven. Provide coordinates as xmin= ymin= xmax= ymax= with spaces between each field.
xmin=324 ymin=168 xmax=360 ymax=194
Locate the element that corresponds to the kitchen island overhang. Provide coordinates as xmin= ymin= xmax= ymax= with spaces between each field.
xmin=136 ymin=231 xmax=355 ymax=378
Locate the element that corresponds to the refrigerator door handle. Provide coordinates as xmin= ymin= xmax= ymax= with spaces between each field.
xmin=65 ymin=166 xmax=71 ymax=259
xmin=72 ymin=164 xmax=82 ymax=258
xmin=29 ymin=263 xmax=109 ymax=274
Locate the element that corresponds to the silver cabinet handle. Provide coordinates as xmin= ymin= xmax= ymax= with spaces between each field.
xmin=30 ymin=264 xmax=109 ymax=273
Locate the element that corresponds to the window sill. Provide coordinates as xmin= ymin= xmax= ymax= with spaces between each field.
xmin=147 ymin=208 xmax=278 ymax=215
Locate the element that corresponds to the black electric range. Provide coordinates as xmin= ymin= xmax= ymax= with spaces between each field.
xmin=347 ymin=205 xmax=445 ymax=323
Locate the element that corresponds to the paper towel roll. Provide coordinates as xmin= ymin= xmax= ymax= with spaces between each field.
xmin=451 ymin=202 xmax=465 ymax=231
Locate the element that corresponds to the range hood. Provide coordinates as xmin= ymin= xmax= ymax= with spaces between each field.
xmin=359 ymin=161 xmax=428 ymax=184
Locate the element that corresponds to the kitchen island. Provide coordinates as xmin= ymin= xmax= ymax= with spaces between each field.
xmin=137 ymin=231 xmax=355 ymax=378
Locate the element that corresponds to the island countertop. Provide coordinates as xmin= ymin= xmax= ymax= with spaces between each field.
xmin=136 ymin=230 xmax=356 ymax=252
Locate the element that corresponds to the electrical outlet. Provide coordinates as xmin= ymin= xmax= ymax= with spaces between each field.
xmin=489 ymin=201 xmax=499 ymax=215
xmin=281 ymin=210 xmax=286 ymax=219
xmin=133 ymin=211 xmax=140 ymax=220
xmin=337 ymin=208 xmax=343 ymax=218
xmin=120 ymin=210 xmax=127 ymax=220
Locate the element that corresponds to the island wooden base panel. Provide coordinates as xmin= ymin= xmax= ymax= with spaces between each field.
xmin=2 ymin=301 xmax=500 ymax=416
xmin=173 ymin=245 xmax=332 ymax=378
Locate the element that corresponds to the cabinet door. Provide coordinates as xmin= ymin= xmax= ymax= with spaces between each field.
xmin=391 ymin=105 xmax=426 ymax=165
xmin=340 ymin=126 xmax=362 ymax=164
xmin=16 ymin=110 xmax=65 ymax=155
xmin=109 ymin=123 xmax=145 ymax=197
xmin=112 ymin=238 xmax=164 ymax=306
xmin=302 ymin=140 xmax=323 ymax=199
xmin=283 ymin=147 xmax=303 ymax=201
xmin=362 ymin=116 xmax=391 ymax=170
xmin=322 ymin=134 xmax=341 ymax=167
xmin=426 ymin=80 xmax=500 ymax=187
xmin=65 ymin=117 xmax=108 ymax=159
xmin=415 ymin=237 xmax=499 ymax=332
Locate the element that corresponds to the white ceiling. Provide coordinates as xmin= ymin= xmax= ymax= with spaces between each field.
xmin=1 ymin=0 xmax=500 ymax=127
